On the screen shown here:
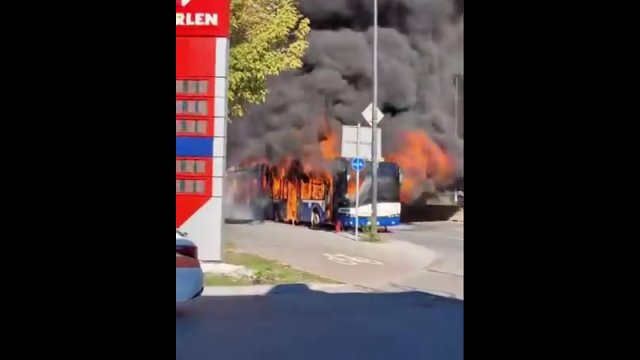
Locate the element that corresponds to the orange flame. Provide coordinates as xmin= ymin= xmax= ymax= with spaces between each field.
xmin=320 ymin=131 xmax=338 ymax=160
xmin=345 ymin=166 xmax=364 ymax=200
xmin=235 ymin=119 xmax=338 ymax=222
xmin=386 ymin=131 xmax=455 ymax=203
xmin=347 ymin=177 xmax=357 ymax=199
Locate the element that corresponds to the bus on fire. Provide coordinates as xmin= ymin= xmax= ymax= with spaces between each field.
xmin=225 ymin=157 xmax=402 ymax=230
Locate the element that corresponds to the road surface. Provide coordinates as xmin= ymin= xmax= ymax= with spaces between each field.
xmin=382 ymin=222 xmax=463 ymax=274
xmin=176 ymin=284 xmax=463 ymax=360
xmin=225 ymin=221 xmax=437 ymax=289
xmin=378 ymin=222 xmax=463 ymax=297
xmin=224 ymin=221 xmax=463 ymax=298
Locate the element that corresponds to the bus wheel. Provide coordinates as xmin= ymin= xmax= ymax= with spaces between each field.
xmin=276 ymin=206 xmax=284 ymax=222
xmin=311 ymin=211 xmax=320 ymax=228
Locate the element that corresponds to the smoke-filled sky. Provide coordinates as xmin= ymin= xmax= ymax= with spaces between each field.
xmin=227 ymin=0 xmax=464 ymax=183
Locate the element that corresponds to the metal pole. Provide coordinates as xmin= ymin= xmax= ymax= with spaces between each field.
xmin=355 ymin=123 xmax=360 ymax=241
xmin=371 ymin=0 xmax=379 ymax=232
xmin=453 ymin=76 xmax=459 ymax=205
xmin=454 ymin=76 xmax=459 ymax=138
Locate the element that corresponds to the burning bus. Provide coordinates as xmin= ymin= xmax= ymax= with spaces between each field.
xmin=225 ymin=157 xmax=402 ymax=230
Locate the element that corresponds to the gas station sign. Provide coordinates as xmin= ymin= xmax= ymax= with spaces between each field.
xmin=176 ymin=0 xmax=231 ymax=37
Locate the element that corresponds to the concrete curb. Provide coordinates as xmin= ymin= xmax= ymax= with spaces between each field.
xmin=201 ymin=283 xmax=371 ymax=296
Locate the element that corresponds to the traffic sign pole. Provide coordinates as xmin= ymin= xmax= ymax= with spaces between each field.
xmin=361 ymin=102 xmax=384 ymax=236
xmin=350 ymin=156 xmax=365 ymax=240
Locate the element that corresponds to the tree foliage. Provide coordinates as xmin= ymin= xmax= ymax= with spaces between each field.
xmin=228 ymin=0 xmax=310 ymax=116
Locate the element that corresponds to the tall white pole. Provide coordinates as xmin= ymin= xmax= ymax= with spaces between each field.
xmin=453 ymin=76 xmax=459 ymax=205
xmin=371 ymin=0 xmax=379 ymax=232
xmin=454 ymin=76 xmax=459 ymax=138
xmin=355 ymin=123 xmax=360 ymax=240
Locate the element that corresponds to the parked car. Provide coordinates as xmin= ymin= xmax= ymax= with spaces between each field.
xmin=176 ymin=229 xmax=204 ymax=302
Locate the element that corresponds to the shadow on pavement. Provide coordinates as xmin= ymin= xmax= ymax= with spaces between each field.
xmin=176 ymin=284 xmax=463 ymax=360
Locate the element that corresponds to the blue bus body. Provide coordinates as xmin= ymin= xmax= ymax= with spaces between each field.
xmin=225 ymin=158 xmax=402 ymax=229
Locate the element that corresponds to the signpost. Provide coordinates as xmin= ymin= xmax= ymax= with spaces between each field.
xmin=361 ymin=102 xmax=384 ymax=232
xmin=351 ymin=150 xmax=365 ymax=241
xmin=351 ymin=157 xmax=365 ymax=171
xmin=339 ymin=125 xmax=380 ymax=160
xmin=362 ymin=103 xmax=384 ymax=127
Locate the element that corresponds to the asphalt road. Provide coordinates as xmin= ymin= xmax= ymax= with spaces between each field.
xmin=381 ymin=222 xmax=463 ymax=276
xmin=378 ymin=222 xmax=463 ymax=297
xmin=176 ymin=285 xmax=463 ymax=360
xmin=225 ymin=220 xmax=464 ymax=298
xmin=225 ymin=222 xmax=437 ymax=290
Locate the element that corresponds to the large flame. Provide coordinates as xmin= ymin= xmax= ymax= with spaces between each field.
xmin=227 ymin=118 xmax=339 ymax=222
xmin=347 ymin=176 xmax=357 ymax=199
xmin=320 ymin=130 xmax=338 ymax=160
xmin=386 ymin=131 xmax=455 ymax=203
xmin=230 ymin=123 xmax=456 ymax=209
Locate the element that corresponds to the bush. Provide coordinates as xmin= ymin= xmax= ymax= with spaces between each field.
xmin=251 ymin=267 xmax=280 ymax=284
xmin=360 ymin=218 xmax=381 ymax=242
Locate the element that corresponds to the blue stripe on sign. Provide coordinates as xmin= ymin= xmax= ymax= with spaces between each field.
xmin=176 ymin=137 xmax=213 ymax=157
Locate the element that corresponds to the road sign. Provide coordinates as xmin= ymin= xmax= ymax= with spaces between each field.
xmin=361 ymin=103 xmax=384 ymax=126
xmin=351 ymin=157 xmax=365 ymax=172
xmin=340 ymin=125 xmax=381 ymax=160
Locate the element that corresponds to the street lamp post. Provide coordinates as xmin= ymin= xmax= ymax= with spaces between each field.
xmin=371 ymin=0 xmax=379 ymax=232
xmin=453 ymin=75 xmax=458 ymax=204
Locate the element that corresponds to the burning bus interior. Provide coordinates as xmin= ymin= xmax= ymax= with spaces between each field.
xmin=342 ymin=161 xmax=402 ymax=206
xmin=225 ymin=151 xmax=405 ymax=227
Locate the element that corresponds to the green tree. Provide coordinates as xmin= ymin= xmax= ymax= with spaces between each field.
xmin=229 ymin=0 xmax=310 ymax=116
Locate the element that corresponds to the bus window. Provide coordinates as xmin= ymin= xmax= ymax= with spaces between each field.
xmin=300 ymin=181 xmax=311 ymax=200
xmin=311 ymin=181 xmax=325 ymax=200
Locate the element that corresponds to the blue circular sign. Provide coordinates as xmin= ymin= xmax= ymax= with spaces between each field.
xmin=351 ymin=157 xmax=365 ymax=172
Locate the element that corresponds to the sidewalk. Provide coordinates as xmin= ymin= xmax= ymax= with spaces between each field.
xmin=225 ymin=222 xmax=438 ymax=291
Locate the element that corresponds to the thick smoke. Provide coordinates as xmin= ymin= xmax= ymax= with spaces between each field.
xmin=227 ymin=0 xmax=464 ymax=195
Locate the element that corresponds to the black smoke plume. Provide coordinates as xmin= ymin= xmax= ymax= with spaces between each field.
xmin=227 ymin=0 xmax=464 ymax=200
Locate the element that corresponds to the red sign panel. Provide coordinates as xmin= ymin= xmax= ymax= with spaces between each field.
xmin=176 ymin=0 xmax=231 ymax=37
xmin=176 ymin=37 xmax=217 ymax=77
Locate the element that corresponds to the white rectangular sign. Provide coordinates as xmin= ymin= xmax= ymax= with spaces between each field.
xmin=340 ymin=125 xmax=382 ymax=160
